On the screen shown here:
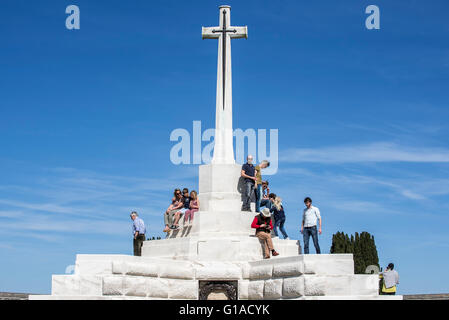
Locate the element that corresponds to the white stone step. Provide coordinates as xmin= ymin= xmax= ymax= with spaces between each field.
xmin=142 ymin=235 xmax=301 ymax=261
xmin=43 ymin=253 xmax=374 ymax=300
xmin=29 ymin=294 xmax=402 ymax=300
xmin=302 ymin=295 xmax=403 ymax=300
xmin=36 ymin=273 xmax=387 ymax=300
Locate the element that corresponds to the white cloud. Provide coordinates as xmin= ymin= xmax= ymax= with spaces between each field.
xmin=0 ymin=166 xmax=198 ymax=239
xmin=0 ymin=243 xmax=13 ymax=250
xmin=281 ymin=142 xmax=449 ymax=163
xmin=0 ymin=210 xmax=24 ymax=218
xmin=274 ymin=165 xmax=449 ymax=217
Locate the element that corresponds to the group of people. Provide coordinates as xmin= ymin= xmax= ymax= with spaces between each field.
xmin=163 ymin=188 xmax=200 ymax=232
xmin=130 ymin=155 xmax=323 ymax=259
xmin=242 ymin=155 xmax=322 ymax=258
xmin=128 ymin=155 xmax=399 ymax=294
xmin=128 ymin=188 xmax=200 ymax=256
xmin=130 ymin=208 xmax=399 ymax=295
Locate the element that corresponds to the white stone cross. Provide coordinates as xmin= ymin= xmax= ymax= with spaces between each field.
xmin=202 ymin=5 xmax=247 ymax=164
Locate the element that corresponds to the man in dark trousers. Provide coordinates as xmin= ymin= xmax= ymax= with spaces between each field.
xmin=241 ymin=155 xmax=256 ymax=211
xmin=301 ymin=197 xmax=322 ymax=254
xmin=130 ymin=211 xmax=146 ymax=256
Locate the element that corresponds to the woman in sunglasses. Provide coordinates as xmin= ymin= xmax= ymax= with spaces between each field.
xmin=172 ymin=188 xmax=190 ymax=229
xmin=163 ymin=189 xmax=184 ymax=232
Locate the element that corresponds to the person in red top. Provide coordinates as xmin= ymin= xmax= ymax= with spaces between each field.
xmin=251 ymin=208 xmax=280 ymax=259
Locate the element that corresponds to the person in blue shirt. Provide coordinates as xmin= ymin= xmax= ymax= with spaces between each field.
xmin=130 ymin=211 xmax=146 ymax=256
xmin=259 ymin=182 xmax=272 ymax=210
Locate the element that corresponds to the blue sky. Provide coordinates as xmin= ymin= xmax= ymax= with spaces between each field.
xmin=1 ymin=0 xmax=449 ymax=295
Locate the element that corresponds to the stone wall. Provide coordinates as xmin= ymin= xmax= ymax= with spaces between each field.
xmin=30 ymin=254 xmax=387 ymax=300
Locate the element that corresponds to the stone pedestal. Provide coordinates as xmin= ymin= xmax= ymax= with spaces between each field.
xmin=28 ymin=162 xmax=402 ymax=300
xmin=28 ymin=160 xmax=401 ymax=300
xmin=29 ymin=208 xmax=401 ymax=300
xmin=29 ymin=254 xmax=402 ymax=300
xmin=198 ymin=163 xmax=242 ymax=212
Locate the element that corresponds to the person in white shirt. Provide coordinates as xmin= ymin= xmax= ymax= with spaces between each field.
xmin=380 ymin=263 xmax=400 ymax=295
xmin=301 ymin=197 xmax=322 ymax=254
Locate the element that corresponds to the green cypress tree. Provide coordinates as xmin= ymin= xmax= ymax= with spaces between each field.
xmin=344 ymin=233 xmax=352 ymax=253
xmin=364 ymin=232 xmax=379 ymax=270
xmin=360 ymin=232 xmax=366 ymax=273
xmin=331 ymin=231 xmax=349 ymax=254
xmin=353 ymin=232 xmax=364 ymax=274
xmin=330 ymin=233 xmax=337 ymax=253
xmin=331 ymin=232 xmax=340 ymax=253
xmin=330 ymin=231 xmax=380 ymax=274
xmin=337 ymin=232 xmax=343 ymax=253
xmin=337 ymin=231 xmax=344 ymax=253
xmin=365 ymin=232 xmax=374 ymax=269
xmin=371 ymin=234 xmax=379 ymax=269
xmin=359 ymin=232 xmax=367 ymax=272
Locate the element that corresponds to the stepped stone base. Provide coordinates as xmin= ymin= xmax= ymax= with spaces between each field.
xmin=29 ymin=253 xmax=401 ymax=300
xmin=29 ymin=170 xmax=401 ymax=300
xmin=30 ymin=295 xmax=403 ymax=300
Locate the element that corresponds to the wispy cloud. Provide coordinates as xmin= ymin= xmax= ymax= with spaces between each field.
xmin=0 ymin=166 xmax=199 ymax=239
xmin=276 ymin=166 xmax=449 ymax=211
xmin=339 ymin=122 xmax=447 ymax=138
xmin=0 ymin=243 xmax=13 ymax=250
xmin=281 ymin=142 xmax=449 ymax=163
xmin=0 ymin=210 xmax=24 ymax=218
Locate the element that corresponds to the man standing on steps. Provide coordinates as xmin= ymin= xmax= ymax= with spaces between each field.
xmin=241 ymin=155 xmax=256 ymax=211
xmin=301 ymin=197 xmax=322 ymax=254
xmin=130 ymin=211 xmax=146 ymax=256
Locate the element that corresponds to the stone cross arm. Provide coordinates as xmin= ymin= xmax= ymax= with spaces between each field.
xmin=202 ymin=26 xmax=248 ymax=39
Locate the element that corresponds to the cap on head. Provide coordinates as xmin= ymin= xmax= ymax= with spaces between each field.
xmin=130 ymin=211 xmax=138 ymax=217
xmin=261 ymin=208 xmax=271 ymax=218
